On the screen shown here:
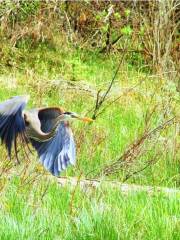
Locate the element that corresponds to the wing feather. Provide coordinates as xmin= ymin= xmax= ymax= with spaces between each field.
xmin=0 ymin=96 xmax=29 ymax=156
xmin=30 ymin=108 xmax=76 ymax=176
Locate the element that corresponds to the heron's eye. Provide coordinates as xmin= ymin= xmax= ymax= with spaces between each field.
xmin=24 ymin=114 xmax=29 ymax=126
xmin=25 ymin=119 xmax=29 ymax=126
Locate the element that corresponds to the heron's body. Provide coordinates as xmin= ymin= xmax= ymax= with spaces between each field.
xmin=0 ymin=96 xmax=93 ymax=176
xmin=24 ymin=108 xmax=60 ymax=142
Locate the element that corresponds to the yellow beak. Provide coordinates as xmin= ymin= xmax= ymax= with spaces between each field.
xmin=79 ymin=117 xmax=94 ymax=123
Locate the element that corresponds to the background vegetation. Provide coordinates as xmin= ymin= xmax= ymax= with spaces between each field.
xmin=0 ymin=1 xmax=179 ymax=239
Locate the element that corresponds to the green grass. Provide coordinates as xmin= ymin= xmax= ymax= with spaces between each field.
xmin=0 ymin=44 xmax=179 ymax=186
xmin=0 ymin=176 xmax=179 ymax=240
xmin=0 ymin=41 xmax=179 ymax=239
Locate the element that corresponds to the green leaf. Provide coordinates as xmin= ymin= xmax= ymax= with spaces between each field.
xmin=140 ymin=26 xmax=145 ymax=36
xmin=125 ymin=9 xmax=131 ymax=17
xmin=121 ymin=25 xmax=133 ymax=36
xmin=101 ymin=24 xmax=109 ymax=33
xmin=114 ymin=12 xmax=121 ymax=19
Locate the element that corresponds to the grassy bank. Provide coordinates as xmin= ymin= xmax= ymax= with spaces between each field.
xmin=0 ymin=41 xmax=179 ymax=239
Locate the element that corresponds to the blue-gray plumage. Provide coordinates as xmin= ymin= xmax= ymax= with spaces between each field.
xmin=0 ymin=96 xmax=28 ymax=156
xmin=0 ymin=96 xmax=93 ymax=176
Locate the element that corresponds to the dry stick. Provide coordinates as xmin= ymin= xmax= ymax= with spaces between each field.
xmin=101 ymin=117 xmax=176 ymax=177
xmin=85 ymin=91 xmax=155 ymax=178
xmin=105 ymin=7 xmax=112 ymax=53
xmin=124 ymin=123 xmax=164 ymax=182
xmin=19 ymin=172 xmax=43 ymax=189
xmin=92 ymin=47 xmax=127 ymax=119
xmin=40 ymin=180 xmax=50 ymax=201
xmin=0 ymin=159 xmax=12 ymax=177
xmin=64 ymin=10 xmax=74 ymax=44
xmin=95 ymin=90 xmax=102 ymax=112
xmin=122 ymin=155 xmax=159 ymax=183
xmin=95 ymin=80 xmax=143 ymax=119
xmin=69 ymin=172 xmax=83 ymax=216
xmin=84 ymin=81 xmax=147 ymax=178
xmin=105 ymin=118 xmax=175 ymax=175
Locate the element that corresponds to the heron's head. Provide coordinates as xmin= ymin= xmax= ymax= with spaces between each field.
xmin=60 ymin=112 xmax=94 ymax=123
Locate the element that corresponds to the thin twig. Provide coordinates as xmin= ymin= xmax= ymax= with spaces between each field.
xmin=95 ymin=80 xmax=143 ymax=118
xmin=100 ymin=117 xmax=176 ymax=176
xmin=122 ymin=155 xmax=159 ymax=182
xmin=69 ymin=172 xmax=83 ymax=215
xmin=92 ymin=43 xmax=127 ymax=119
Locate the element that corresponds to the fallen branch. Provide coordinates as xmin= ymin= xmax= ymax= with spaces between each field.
xmin=56 ymin=176 xmax=180 ymax=196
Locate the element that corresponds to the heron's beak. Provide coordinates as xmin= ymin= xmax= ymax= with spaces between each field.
xmin=68 ymin=112 xmax=94 ymax=122
xmin=77 ymin=116 xmax=94 ymax=123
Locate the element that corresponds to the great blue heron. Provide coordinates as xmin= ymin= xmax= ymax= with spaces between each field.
xmin=0 ymin=95 xmax=93 ymax=176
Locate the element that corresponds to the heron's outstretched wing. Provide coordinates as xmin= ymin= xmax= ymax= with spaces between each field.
xmin=30 ymin=108 xmax=76 ymax=176
xmin=0 ymin=95 xmax=29 ymax=156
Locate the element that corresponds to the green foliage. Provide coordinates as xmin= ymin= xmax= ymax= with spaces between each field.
xmin=121 ymin=25 xmax=133 ymax=36
xmin=0 ymin=0 xmax=178 ymax=73
xmin=0 ymin=44 xmax=178 ymax=186
xmin=0 ymin=2 xmax=179 ymax=238
xmin=114 ymin=12 xmax=121 ymax=20
xmin=0 ymin=1 xmax=40 ymax=23
xmin=139 ymin=26 xmax=145 ymax=36
xmin=125 ymin=9 xmax=131 ymax=17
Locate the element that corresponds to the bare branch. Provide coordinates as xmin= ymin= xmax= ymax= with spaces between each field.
xmin=92 ymin=44 xmax=127 ymax=119
xmin=122 ymin=155 xmax=159 ymax=182
xmin=100 ymin=117 xmax=176 ymax=177
xmin=56 ymin=176 xmax=180 ymax=196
